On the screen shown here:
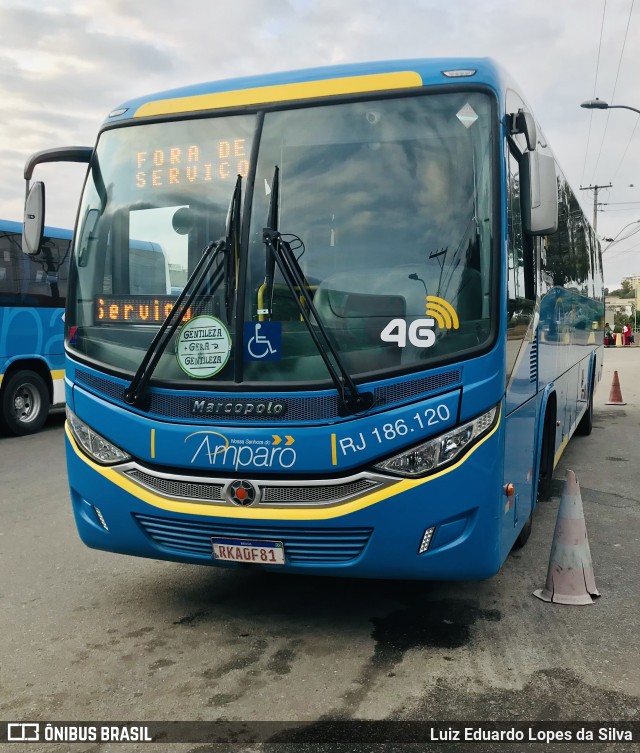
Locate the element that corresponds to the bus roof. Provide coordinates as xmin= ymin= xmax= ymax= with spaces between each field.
xmin=105 ymin=58 xmax=511 ymax=125
xmin=0 ymin=218 xmax=72 ymax=239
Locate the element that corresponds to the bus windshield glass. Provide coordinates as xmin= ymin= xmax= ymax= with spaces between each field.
xmin=68 ymin=91 xmax=494 ymax=384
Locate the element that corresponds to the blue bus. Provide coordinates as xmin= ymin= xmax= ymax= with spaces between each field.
xmin=23 ymin=58 xmax=603 ymax=579
xmin=0 ymin=219 xmax=72 ymax=435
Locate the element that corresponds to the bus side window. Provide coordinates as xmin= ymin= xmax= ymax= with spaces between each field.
xmin=27 ymin=236 xmax=71 ymax=305
xmin=0 ymin=231 xmax=21 ymax=302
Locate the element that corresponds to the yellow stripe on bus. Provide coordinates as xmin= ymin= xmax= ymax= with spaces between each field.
xmin=134 ymin=72 xmax=423 ymax=118
xmin=553 ymin=403 xmax=589 ymax=469
xmin=65 ymin=409 xmax=500 ymax=521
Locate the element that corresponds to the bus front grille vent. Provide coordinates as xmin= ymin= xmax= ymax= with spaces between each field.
xmin=134 ymin=514 xmax=373 ymax=564
xmin=75 ymin=369 xmax=125 ymax=401
xmin=374 ymin=369 xmax=460 ymax=405
xmin=125 ymin=469 xmax=224 ymax=502
xmin=75 ymin=367 xmax=461 ymax=421
xmin=260 ymin=478 xmax=380 ymax=505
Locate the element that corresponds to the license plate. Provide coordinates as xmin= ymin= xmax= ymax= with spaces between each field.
xmin=211 ymin=537 xmax=285 ymax=565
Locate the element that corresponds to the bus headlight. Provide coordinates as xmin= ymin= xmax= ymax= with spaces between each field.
xmin=66 ymin=408 xmax=131 ymax=465
xmin=372 ymin=404 xmax=499 ymax=478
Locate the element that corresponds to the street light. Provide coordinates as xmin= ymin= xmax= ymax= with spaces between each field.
xmin=581 ymin=99 xmax=640 ymax=116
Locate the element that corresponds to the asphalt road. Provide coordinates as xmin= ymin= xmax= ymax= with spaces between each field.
xmin=1 ymin=348 xmax=639 ymax=752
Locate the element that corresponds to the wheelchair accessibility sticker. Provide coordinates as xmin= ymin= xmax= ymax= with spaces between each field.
xmin=244 ymin=321 xmax=281 ymax=361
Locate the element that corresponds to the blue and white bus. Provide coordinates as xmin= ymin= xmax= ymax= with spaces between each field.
xmin=23 ymin=58 xmax=603 ymax=579
xmin=0 ymin=219 xmax=72 ymax=435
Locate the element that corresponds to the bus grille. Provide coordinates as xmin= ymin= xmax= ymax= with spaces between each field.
xmin=74 ymin=368 xmax=461 ymax=422
xmin=133 ymin=513 xmax=373 ymax=564
xmin=126 ymin=469 xmax=225 ymax=502
xmin=124 ymin=467 xmax=381 ymax=507
xmin=260 ymin=479 xmax=378 ymax=504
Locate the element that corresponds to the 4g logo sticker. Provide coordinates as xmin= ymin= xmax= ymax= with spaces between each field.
xmin=381 ymin=296 xmax=459 ymax=348
xmin=381 ymin=319 xmax=436 ymax=348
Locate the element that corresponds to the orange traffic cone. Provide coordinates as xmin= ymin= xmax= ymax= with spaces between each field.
xmin=533 ymin=470 xmax=600 ymax=606
xmin=605 ymin=370 xmax=626 ymax=405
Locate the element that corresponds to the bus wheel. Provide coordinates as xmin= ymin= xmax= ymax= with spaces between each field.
xmin=0 ymin=370 xmax=49 ymax=436
xmin=576 ymin=377 xmax=594 ymax=436
xmin=513 ymin=513 xmax=532 ymax=549
xmin=537 ymin=408 xmax=555 ymax=501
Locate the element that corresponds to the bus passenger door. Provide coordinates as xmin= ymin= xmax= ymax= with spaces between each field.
xmin=502 ymin=147 xmax=538 ymax=554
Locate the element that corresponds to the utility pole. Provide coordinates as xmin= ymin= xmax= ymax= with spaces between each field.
xmin=580 ymin=183 xmax=612 ymax=232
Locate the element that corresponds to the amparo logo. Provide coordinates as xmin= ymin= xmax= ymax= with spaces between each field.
xmin=185 ymin=431 xmax=297 ymax=471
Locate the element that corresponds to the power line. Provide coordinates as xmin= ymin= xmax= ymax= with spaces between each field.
xmin=610 ymin=0 xmax=635 ymax=103
xmin=592 ymin=0 xmax=636 ymax=179
xmin=609 ymin=2 xmax=640 ymax=183
xmin=605 ymin=243 xmax=640 ymax=260
xmin=581 ymin=0 xmax=608 ymax=185
xmin=598 ymin=201 xmax=640 ymax=206
xmin=603 ymin=222 xmax=640 ymax=256
xmin=610 ymin=117 xmax=640 ymax=182
xmin=606 ymin=235 xmax=640 ymax=256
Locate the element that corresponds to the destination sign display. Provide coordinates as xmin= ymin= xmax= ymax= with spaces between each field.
xmin=135 ymin=139 xmax=250 ymax=190
xmin=95 ymin=295 xmax=214 ymax=325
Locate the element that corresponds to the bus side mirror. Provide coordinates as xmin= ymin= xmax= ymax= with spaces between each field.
xmin=520 ymin=151 xmax=558 ymax=236
xmin=23 ymin=181 xmax=45 ymax=255
xmin=514 ymin=110 xmax=537 ymax=151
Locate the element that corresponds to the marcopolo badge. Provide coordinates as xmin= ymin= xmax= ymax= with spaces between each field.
xmin=176 ymin=315 xmax=231 ymax=378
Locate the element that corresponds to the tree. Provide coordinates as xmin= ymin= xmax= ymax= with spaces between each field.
xmin=614 ymin=312 xmax=630 ymax=331
xmin=609 ymin=279 xmax=635 ymax=299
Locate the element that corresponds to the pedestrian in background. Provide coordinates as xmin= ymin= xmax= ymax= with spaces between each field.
xmin=623 ymin=322 xmax=632 ymax=346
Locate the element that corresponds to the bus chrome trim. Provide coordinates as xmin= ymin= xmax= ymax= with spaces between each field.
xmin=117 ymin=463 xmax=392 ymax=508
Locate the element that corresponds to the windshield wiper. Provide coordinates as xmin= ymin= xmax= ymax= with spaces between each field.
xmin=124 ymin=176 xmax=242 ymax=408
xmin=262 ymin=166 xmax=374 ymax=416
xmin=225 ymin=174 xmax=242 ymax=321
xmin=261 ymin=166 xmax=280 ymax=321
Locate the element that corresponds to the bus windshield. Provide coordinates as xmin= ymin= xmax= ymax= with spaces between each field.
xmin=68 ymin=91 xmax=494 ymax=385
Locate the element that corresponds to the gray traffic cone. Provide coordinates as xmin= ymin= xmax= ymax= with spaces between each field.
xmin=534 ymin=470 xmax=600 ymax=605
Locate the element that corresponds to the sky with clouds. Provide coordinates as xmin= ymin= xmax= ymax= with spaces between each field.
xmin=1 ymin=0 xmax=639 ymax=288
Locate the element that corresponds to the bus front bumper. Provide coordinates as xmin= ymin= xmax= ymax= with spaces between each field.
xmin=66 ymin=425 xmax=506 ymax=581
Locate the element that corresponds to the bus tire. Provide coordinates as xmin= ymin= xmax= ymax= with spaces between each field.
xmin=0 ymin=369 xmax=49 ymax=436
xmin=576 ymin=377 xmax=594 ymax=436
xmin=513 ymin=513 xmax=532 ymax=549
xmin=537 ymin=405 xmax=555 ymax=501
